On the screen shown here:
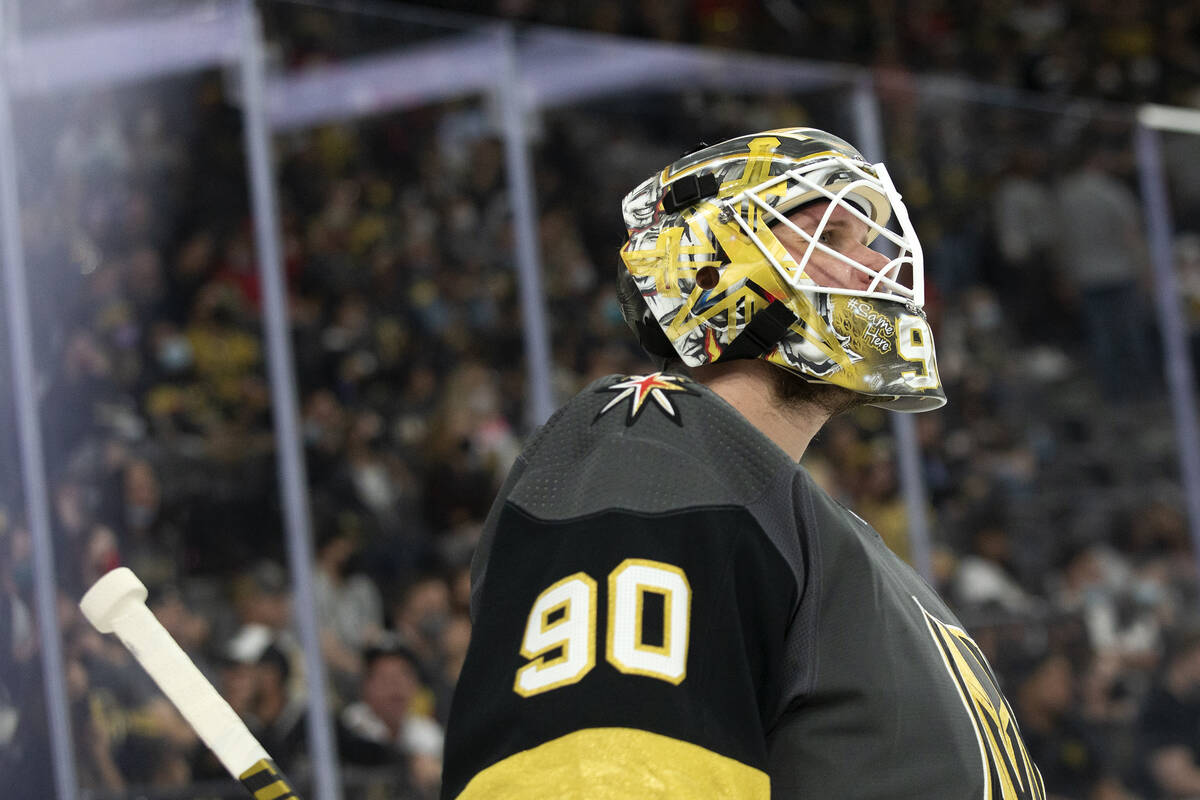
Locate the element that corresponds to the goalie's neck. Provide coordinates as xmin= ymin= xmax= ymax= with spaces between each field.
xmin=691 ymin=360 xmax=830 ymax=463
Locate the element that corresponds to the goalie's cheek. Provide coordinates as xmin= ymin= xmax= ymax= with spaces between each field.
xmin=802 ymin=250 xmax=873 ymax=292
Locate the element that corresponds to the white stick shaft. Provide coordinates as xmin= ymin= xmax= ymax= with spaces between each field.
xmin=107 ymin=601 xmax=269 ymax=776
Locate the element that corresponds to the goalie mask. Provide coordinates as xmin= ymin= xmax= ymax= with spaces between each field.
xmin=617 ymin=127 xmax=946 ymax=412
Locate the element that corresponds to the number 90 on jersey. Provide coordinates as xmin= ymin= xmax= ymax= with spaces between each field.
xmin=514 ymin=559 xmax=692 ymax=698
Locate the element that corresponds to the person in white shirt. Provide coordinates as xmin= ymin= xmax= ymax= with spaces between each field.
xmin=340 ymin=638 xmax=442 ymax=794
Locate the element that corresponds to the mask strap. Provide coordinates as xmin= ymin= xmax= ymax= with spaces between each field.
xmin=716 ymin=301 xmax=798 ymax=362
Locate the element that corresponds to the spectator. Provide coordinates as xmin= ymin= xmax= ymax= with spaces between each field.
xmin=434 ymin=613 xmax=472 ymax=724
xmin=226 ymin=562 xmax=300 ymax=688
xmin=313 ymin=512 xmax=385 ymax=700
xmin=1054 ymin=540 xmax=1166 ymax=673
xmin=195 ymin=634 xmax=306 ymax=781
xmin=1054 ymin=144 xmax=1153 ymax=403
xmin=1176 ymin=235 xmax=1200 ymax=380
xmin=1132 ymin=624 xmax=1200 ymax=798
xmin=953 ymin=520 xmax=1041 ymax=617
xmin=302 ymin=388 xmax=349 ymax=487
xmin=340 ymin=638 xmax=443 ymax=797
xmin=1011 ymin=649 xmax=1134 ymax=800
xmin=422 ymin=362 xmax=520 ymax=535
xmin=0 ymin=520 xmax=49 ymax=798
xmin=67 ymin=656 xmax=125 ymax=793
xmin=120 ymin=457 xmax=184 ymax=589
xmin=989 ymin=146 xmax=1062 ymax=339
xmin=249 ymin=643 xmax=308 ymax=773
xmin=392 ymin=574 xmax=452 ymax=672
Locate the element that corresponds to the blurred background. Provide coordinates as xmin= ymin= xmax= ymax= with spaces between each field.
xmin=1 ymin=0 xmax=1199 ymax=798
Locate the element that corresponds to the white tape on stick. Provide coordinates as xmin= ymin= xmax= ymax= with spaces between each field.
xmin=80 ymin=567 xmax=269 ymax=777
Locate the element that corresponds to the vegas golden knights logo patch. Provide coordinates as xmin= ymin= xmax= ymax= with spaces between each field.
xmin=916 ymin=599 xmax=1045 ymax=800
xmin=594 ymin=373 xmax=696 ymax=426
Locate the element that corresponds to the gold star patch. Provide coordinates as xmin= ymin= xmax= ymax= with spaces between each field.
xmin=594 ymin=372 xmax=695 ymax=426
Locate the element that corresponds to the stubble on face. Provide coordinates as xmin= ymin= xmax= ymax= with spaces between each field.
xmin=767 ymin=363 xmax=870 ymax=420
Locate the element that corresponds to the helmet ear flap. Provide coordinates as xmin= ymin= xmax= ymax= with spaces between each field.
xmin=616 ymin=265 xmax=677 ymax=365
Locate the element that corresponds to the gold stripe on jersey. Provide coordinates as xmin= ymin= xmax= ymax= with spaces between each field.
xmin=453 ymin=727 xmax=768 ymax=800
xmin=916 ymin=598 xmax=1046 ymax=800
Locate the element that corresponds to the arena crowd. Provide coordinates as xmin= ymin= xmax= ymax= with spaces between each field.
xmin=2 ymin=1 xmax=1200 ymax=798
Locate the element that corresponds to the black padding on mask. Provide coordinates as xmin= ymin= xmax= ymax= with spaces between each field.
xmin=637 ymin=316 xmax=677 ymax=362
xmin=717 ymin=301 xmax=798 ymax=362
xmin=662 ymin=172 xmax=719 ymax=214
xmin=616 ymin=265 xmax=677 ymax=363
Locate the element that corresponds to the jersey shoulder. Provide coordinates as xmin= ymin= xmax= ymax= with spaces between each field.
xmin=512 ymin=372 xmax=796 ymax=522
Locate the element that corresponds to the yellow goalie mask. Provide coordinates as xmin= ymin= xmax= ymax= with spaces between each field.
xmin=617 ymin=127 xmax=946 ymax=412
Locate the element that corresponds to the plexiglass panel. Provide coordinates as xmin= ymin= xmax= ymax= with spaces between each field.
xmin=0 ymin=226 xmax=54 ymax=798
xmin=264 ymin=5 xmax=505 ymax=797
xmin=9 ymin=67 xmax=293 ymax=796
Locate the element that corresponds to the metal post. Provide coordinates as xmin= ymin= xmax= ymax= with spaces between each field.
xmin=497 ymin=25 xmax=556 ymax=428
xmin=1133 ymin=121 xmax=1200 ymax=580
xmin=0 ymin=33 xmax=80 ymax=800
xmin=236 ymin=3 xmax=341 ymax=798
xmin=850 ymin=75 xmax=936 ymax=582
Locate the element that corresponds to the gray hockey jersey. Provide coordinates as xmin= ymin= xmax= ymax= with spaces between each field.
xmin=442 ymin=372 xmax=1044 ymax=799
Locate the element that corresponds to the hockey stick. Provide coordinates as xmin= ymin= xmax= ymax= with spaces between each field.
xmin=80 ymin=567 xmax=302 ymax=799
